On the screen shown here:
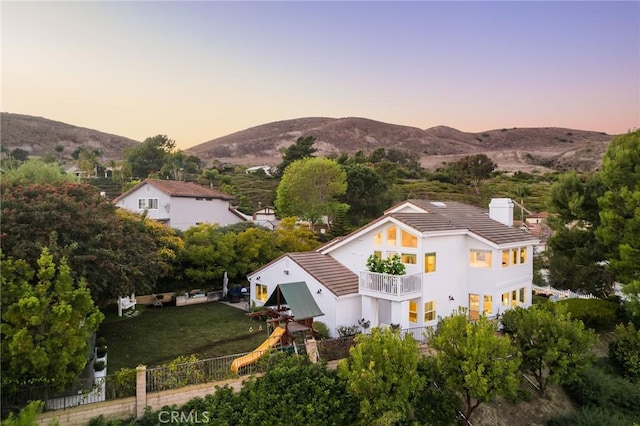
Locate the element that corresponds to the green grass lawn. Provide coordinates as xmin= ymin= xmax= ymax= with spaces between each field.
xmin=99 ymin=302 xmax=270 ymax=372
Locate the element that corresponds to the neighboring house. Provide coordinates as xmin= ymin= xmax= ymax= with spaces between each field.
xmin=113 ymin=178 xmax=246 ymax=231
xmin=251 ymin=206 xmax=280 ymax=230
xmin=245 ymin=165 xmax=273 ymax=176
xmin=522 ymin=212 xmax=552 ymax=253
xmin=247 ymin=198 xmax=538 ymax=337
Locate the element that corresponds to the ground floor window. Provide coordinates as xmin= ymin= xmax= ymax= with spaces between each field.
xmin=256 ymin=283 xmax=268 ymax=302
xmin=483 ymin=295 xmax=493 ymax=315
xmin=424 ymin=301 xmax=436 ymax=322
xmin=409 ymin=300 xmax=418 ymax=323
xmin=501 ymin=287 xmax=527 ymax=307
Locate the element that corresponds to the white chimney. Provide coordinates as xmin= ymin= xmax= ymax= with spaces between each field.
xmin=489 ymin=198 xmax=514 ymax=227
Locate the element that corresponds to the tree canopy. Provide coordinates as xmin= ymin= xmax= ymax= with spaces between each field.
xmin=276 ymin=135 xmax=317 ymax=176
xmin=501 ymin=303 xmax=596 ymax=395
xmin=1 ymin=249 xmax=104 ymax=390
xmin=338 ymin=327 xmax=423 ymax=424
xmin=429 ymin=312 xmax=521 ymax=422
xmin=275 ymin=157 xmax=348 ymax=227
xmin=1 ymin=181 xmax=177 ymax=303
xmin=123 ymin=134 xmax=176 ymax=179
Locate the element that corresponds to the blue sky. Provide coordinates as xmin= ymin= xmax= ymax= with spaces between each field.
xmin=2 ymin=1 xmax=638 ymax=149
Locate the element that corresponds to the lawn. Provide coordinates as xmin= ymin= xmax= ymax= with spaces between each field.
xmin=99 ymin=302 xmax=270 ymax=372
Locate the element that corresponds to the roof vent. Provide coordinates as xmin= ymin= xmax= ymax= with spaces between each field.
xmin=430 ymin=202 xmax=447 ymax=208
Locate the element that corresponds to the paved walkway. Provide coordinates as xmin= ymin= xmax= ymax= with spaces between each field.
xmin=218 ymin=299 xmax=251 ymax=312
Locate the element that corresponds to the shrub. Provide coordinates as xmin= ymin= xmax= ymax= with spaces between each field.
xmin=93 ymin=360 xmax=106 ymax=371
xmin=608 ymin=322 xmax=640 ymax=382
xmin=564 ymin=365 xmax=640 ymax=418
xmin=547 ymin=406 xmax=634 ymax=426
xmin=313 ymin=321 xmax=330 ymax=340
xmin=96 ymin=345 xmax=107 ymax=358
xmin=556 ymin=298 xmax=618 ymax=330
xmin=336 ymin=324 xmax=361 ymax=337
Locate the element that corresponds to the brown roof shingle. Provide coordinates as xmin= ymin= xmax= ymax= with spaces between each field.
xmin=390 ymin=200 xmax=538 ymax=245
xmin=288 ymin=252 xmax=359 ymax=297
xmin=113 ymin=178 xmax=234 ymax=203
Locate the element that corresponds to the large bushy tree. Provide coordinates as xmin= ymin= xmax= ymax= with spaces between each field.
xmin=340 ymin=163 xmax=389 ymax=227
xmin=429 ymin=312 xmax=521 ymax=423
xmin=276 ymin=135 xmax=317 ymax=177
xmin=1 ymin=249 xmax=104 ymax=390
xmin=275 ymin=157 xmax=348 ymax=228
xmin=501 ymin=303 xmax=596 ymax=395
xmin=123 ymin=134 xmax=175 ymax=179
xmin=1 ymin=181 xmax=175 ymax=303
xmin=338 ymin=327 xmax=423 ymax=424
xmin=596 ymin=131 xmax=640 ymax=304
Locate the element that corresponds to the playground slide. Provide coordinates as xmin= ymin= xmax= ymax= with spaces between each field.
xmin=230 ymin=326 xmax=285 ymax=373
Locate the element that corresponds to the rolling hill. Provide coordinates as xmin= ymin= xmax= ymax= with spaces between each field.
xmin=1 ymin=113 xmax=614 ymax=172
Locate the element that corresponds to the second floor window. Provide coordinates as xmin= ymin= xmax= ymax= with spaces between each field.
xmin=470 ymin=249 xmax=492 ymax=268
xmin=137 ymin=198 xmax=159 ymax=210
xmin=424 ymin=253 xmax=436 ymax=273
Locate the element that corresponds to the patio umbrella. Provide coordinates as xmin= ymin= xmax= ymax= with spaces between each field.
xmin=223 ymin=271 xmax=229 ymax=298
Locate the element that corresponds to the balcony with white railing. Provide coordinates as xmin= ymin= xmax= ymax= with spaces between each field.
xmin=359 ymin=271 xmax=422 ymax=301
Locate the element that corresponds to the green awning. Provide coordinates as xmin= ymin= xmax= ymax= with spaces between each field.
xmin=264 ymin=282 xmax=324 ymax=320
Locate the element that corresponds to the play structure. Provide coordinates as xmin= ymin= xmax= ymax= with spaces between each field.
xmin=230 ymin=282 xmax=324 ymax=373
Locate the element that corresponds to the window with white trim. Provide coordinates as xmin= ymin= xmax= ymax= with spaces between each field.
xmin=256 ymin=284 xmax=268 ymax=302
xmin=424 ymin=253 xmax=436 ymax=273
xmin=470 ymin=250 xmax=492 ymax=268
xmin=424 ymin=301 xmax=436 ymax=322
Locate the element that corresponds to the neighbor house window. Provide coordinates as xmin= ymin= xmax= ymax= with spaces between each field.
xmin=424 ymin=253 xmax=436 ymax=273
xmin=424 ymin=301 xmax=436 ymax=322
xmin=502 ymin=250 xmax=510 ymax=267
xmin=469 ymin=250 xmax=492 ymax=268
xmin=501 ymin=288 xmax=526 ymax=307
xmin=401 ymin=253 xmax=417 ymax=264
xmin=519 ymin=287 xmax=526 ymax=304
xmin=483 ymin=295 xmax=493 ymax=315
xmin=387 ymin=226 xmax=397 ymax=246
xmin=138 ymin=199 xmax=146 ymax=209
xmin=373 ymin=232 xmax=383 ymax=246
xmin=401 ymin=230 xmax=418 ymax=248
xmin=409 ymin=300 xmax=418 ymax=323
xmin=256 ymin=284 xmax=268 ymax=302
xmin=520 ymin=247 xmax=527 ymax=264
xmin=502 ymin=292 xmax=510 ymax=307
xmin=147 ymin=198 xmax=159 ymax=210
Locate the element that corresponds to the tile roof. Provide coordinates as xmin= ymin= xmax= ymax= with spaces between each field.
xmin=390 ymin=200 xmax=538 ymax=245
xmin=113 ymin=178 xmax=234 ymax=203
xmin=287 ymin=252 xmax=359 ymax=297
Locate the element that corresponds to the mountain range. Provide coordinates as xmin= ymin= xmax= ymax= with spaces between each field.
xmin=1 ymin=112 xmax=615 ymax=172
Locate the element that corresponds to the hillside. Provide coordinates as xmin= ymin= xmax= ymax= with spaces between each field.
xmin=1 ymin=113 xmax=614 ymax=172
xmin=0 ymin=112 xmax=139 ymax=162
xmin=188 ymin=117 xmax=614 ymax=172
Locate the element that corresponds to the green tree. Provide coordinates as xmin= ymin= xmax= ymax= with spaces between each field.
xmin=429 ymin=312 xmax=521 ymax=422
xmin=238 ymin=353 xmax=358 ymax=426
xmin=275 ymin=157 xmax=347 ymax=228
xmin=1 ymin=181 xmax=174 ymax=303
xmin=442 ymin=154 xmax=497 ymax=193
xmin=501 ymin=304 xmax=596 ymax=395
xmin=608 ymin=322 xmax=640 ymax=383
xmin=123 ymin=134 xmax=176 ymax=179
xmin=274 ymin=217 xmax=320 ymax=252
xmin=276 ymin=135 xmax=317 ymax=177
xmin=1 ymin=159 xmax=76 ymax=184
xmin=341 ymin=163 xmax=389 ymax=226
xmin=596 ymin=131 xmax=640 ymax=304
xmin=1 ymin=249 xmax=104 ymax=390
xmin=338 ymin=327 xmax=424 ymax=425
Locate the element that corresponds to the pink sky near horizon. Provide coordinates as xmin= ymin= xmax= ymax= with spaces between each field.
xmin=2 ymin=1 xmax=638 ymax=149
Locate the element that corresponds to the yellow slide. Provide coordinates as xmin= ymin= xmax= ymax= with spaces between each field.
xmin=230 ymin=326 xmax=285 ymax=373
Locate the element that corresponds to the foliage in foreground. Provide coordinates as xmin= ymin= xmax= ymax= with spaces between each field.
xmin=501 ymin=303 xmax=596 ymax=395
xmin=338 ymin=327 xmax=423 ymax=425
xmin=429 ymin=313 xmax=521 ymax=422
xmin=1 ymin=249 xmax=103 ymax=391
xmin=608 ymin=321 xmax=640 ymax=382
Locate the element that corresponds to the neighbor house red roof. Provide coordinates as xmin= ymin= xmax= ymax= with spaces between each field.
xmin=113 ymin=178 xmax=234 ymax=203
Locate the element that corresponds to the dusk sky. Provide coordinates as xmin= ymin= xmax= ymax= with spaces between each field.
xmin=2 ymin=1 xmax=639 ymax=150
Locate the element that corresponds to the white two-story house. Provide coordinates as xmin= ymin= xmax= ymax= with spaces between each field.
xmin=113 ymin=178 xmax=246 ymax=231
xmin=247 ymin=198 xmax=538 ymax=337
